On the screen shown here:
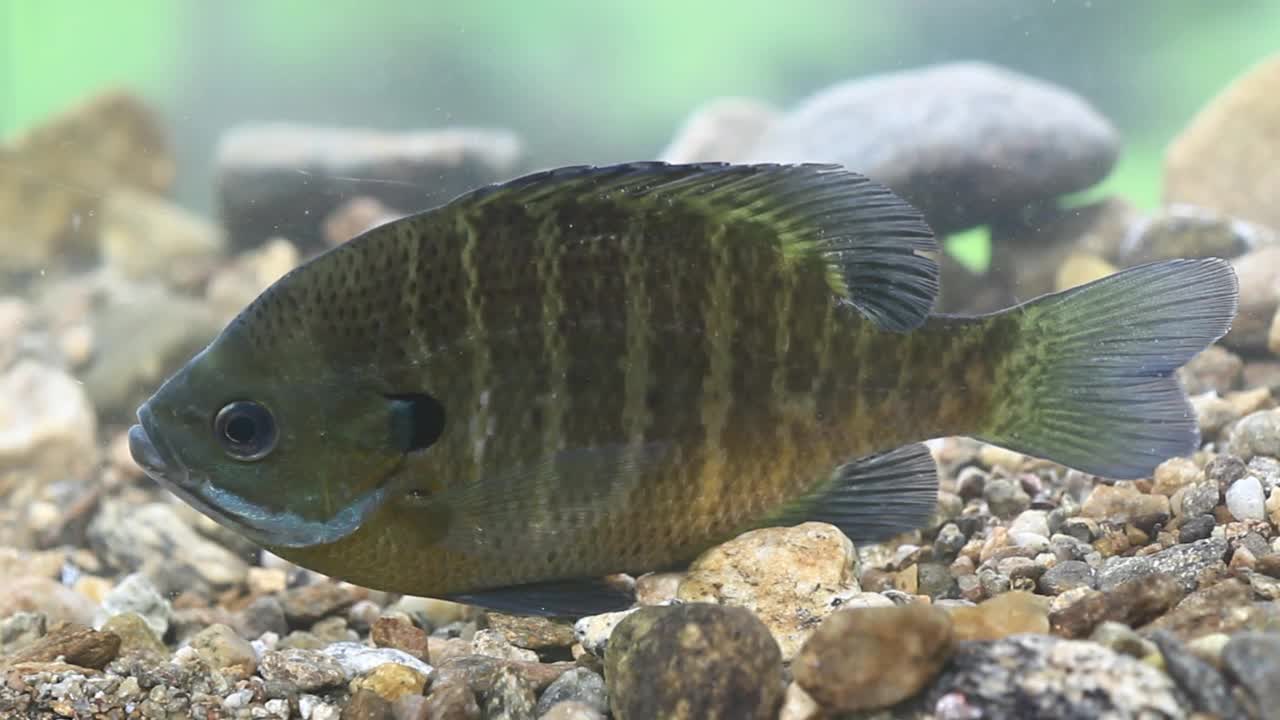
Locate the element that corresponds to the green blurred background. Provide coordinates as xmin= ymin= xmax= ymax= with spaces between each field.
xmin=3 ymin=0 xmax=1279 ymax=267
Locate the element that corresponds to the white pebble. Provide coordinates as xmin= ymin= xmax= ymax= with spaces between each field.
xmin=1227 ymin=475 xmax=1266 ymax=521
xmin=1008 ymin=510 xmax=1050 ymax=538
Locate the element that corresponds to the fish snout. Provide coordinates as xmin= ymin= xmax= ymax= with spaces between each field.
xmin=128 ymin=423 xmax=173 ymax=478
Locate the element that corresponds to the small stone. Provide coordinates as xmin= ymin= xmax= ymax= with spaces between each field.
xmin=343 ymin=688 xmax=394 ymax=720
xmin=0 ymin=611 xmax=46 ymax=654
xmin=535 ymin=668 xmax=608 ymax=718
xmin=675 ymin=521 xmax=860 ymax=660
xmin=0 ymin=360 xmax=97 ymax=479
xmin=1147 ymin=629 xmax=1245 ymax=719
xmin=1143 ymin=578 xmax=1257 ymax=640
xmin=431 ymin=656 xmax=575 ymax=698
xmin=4 ymin=621 xmax=120 ymax=669
xmin=473 ymin=629 xmax=538 ymax=663
xmin=322 ymin=641 xmax=433 ymax=681
xmin=947 ymin=591 xmax=1048 ymax=642
xmin=633 ymin=572 xmax=683 ymax=606
xmin=247 ymin=567 xmax=288 ymax=595
xmin=1049 ymin=573 xmax=1185 ymax=639
xmin=485 ymin=613 xmax=576 ymax=651
xmin=913 ymin=634 xmax=1183 ymax=717
xmin=96 ymin=572 xmax=170 ymax=638
xmin=371 ymin=616 xmax=430 ymax=662
xmin=0 ymin=576 xmax=96 ymax=628
xmin=1176 ymin=515 xmax=1216 ymax=545
xmin=281 ymin=581 xmax=367 ymax=628
xmin=791 ymin=604 xmax=952 ymax=713
xmin=1038 ymin=560 xmax=1096 ymax=595
xmin=983 ymin=477 xmax=1031 ymax=518
xmin=99 ymin=612 xmax=167 ymax=660
xmin=352 ymin=662 xmax=428 ymax=703
xmin=189 ymin=623 xmax=256 ymax=676
xmin=1098 ymin=536 xmax=1228 ymax=593
xmin=386 ymin=596 xmax=475 ymax=630
xmin=1089 ymin=621 xmax=1157 ymax=658
xmin=1060 ymin=517 xmax=1100 ymax=543
xmin=422 ymin=680 xmax=481 ymax=720
xmin=482 ymin=665 xmax=537 ymax=720
xmin=1178 ymin=482 xmax=1222 ymax=519
xmin=1228 ymin=409 xmax=1280 ymax=461
xmin=1153 ymin=457 xmax=1204 ymax=496
xmin=1180 ymin=346 xmax=1245 ymax=395
xmin=1187 ymin=633 xmax=1231 ymax=666
xmin=259 ymin=648 xmax=347 ymax=691
xmin=1008 ymin=509 xmax=1050 ymax=538
xmin=99 ymin=187 xmax=225 ymax=287
xmin=1220 ymin=631 xmax=1280 ymax=719
xmin=1226 ymin=475 xmax=1268 ymax=521
xmin=234 ymin=594 xmax=290 ymax=640
xmin=1081 ymin=484 xmax=1171 ymax=523
xmin=605 ymin=604 xmax=784 ymax=720
xmin=1192 ymin=393 xmax=1241 ymax=438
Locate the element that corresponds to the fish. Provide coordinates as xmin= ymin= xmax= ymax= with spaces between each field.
xmin=127 ymin=162 xmax=1239 ymax=617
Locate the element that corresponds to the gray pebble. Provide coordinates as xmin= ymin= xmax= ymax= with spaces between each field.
xmin=1149 ymin=630 xmax=1245 ymax=719
xmin=985 ymin=478 xmax=1031 ymax=518
xmin=1178 ymin=515 xmax=1216 ymax=543
xmin=1088 ymin=621 xmax=1155 ymax=659
xmin=978 ymin=567 xmax=1011 ymax=597
xmin=933 ymin=523 xmax=967 ymax=559
xmin=1247 ymin=456 xmax=1280 ymax=493
xmin=1228 ymin=410 xmax=1280 ymax=461
xmin=1008 ymin=510 xmax=1050 ymax=538
xmin=1180 ymin=483 xmax=1221 ymax=518
xmin=1098 ymin=537 xmax=1228 ymax=593
xmin=97 ymin=572 xmax=171 ymax=638
xmin=534 ymin=668 xmax=608 ymax=718
xmin=1038 ymin=560 xmax=1096 ymax=595
xmin=1060 ymin=517 xmax=1099 ymax=543
xmin=1221 ymin=632 xmax=1280 ymax=719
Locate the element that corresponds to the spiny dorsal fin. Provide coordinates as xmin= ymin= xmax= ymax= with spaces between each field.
xmin=761 ymin=442 xmax=939 ymax=544
xmin=447 ymin=162 xmax=940 ymax=331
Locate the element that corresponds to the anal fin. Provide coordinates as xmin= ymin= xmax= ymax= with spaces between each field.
xmin=443 ymin=577 xmax=636 ymax=618
xmin=764 ymin=442 xmax=939 ymax=544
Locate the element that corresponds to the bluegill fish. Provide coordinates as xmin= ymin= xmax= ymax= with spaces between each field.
xmin=128 ymin=162 xmax=1238 ymax=616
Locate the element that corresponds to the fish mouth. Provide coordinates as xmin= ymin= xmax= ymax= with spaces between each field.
xmin=129 ymin=404 xmax=392 ymax=550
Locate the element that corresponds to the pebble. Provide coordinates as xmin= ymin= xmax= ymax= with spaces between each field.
xmin=1220 ymin=632 xmax=1280 ymax=719
xmin=5 ymin=622 xmax=120 ymax=669
xmin=1007 ymin=509 xmax=1050 ymax=538
xmin=100 ymin=612 xmax=167 ymax=660
xmin=748 ymin=61 xmax=1118 ymax=233
xmin=1098 ymin=536 xmax=1228 ymax=593
xmin=1048 ymin=573 xmax=1185 ymax=639
xmin=1152 ymin=457 xmax=1204 ymax=496
xmin=370 ymin=616 xmax=430 ymax=662
xmin=1080 ymin=484 xmax=1171 ymax=523
xmin=259 ymin=648 xmax=347 ymax=692
xmin=946 ymin=591 xmax=1048 ymax=642
xmin=1037 ymin=559 xmax=1096 ymax=595
xmin=1228 ymin=409 xmax=1280 ymax=461
xmin=322 ymin=642 xmax=433 ymax=680
xmin=234 ymin=595 xmax=290 ymax=641
xmin=0 ymin=360 xmax=97 ymax=479
xmin=87 ymin=501 xmax=249 ymax=595
xmin=0 ymin=576 xmax=97 ymax=628
xmin=573 ymin=609 xmax=637 ymax=659
xmin=1226 ymin=475 xmax=1267 ymax=520
xmin=605 ymin=603 xmax=783 ymax=720
xmin=473 ymin=629 xmax=539 ymax=663
xmin=1180 ymin=346 xmax=1245 ymax=395
xmin=1192 ymin=393 xmax=1241 ymax=439
xmin=1089 ymin=621 xmax=1157 ymax=659
xmin=675 ymin=522 xmax=861 ymax=661
xmin=281 ymin=581 xmax=367 ymax=628
xmin=477 ymin=665 xmax=536 ymax=719
xmin=486 ymin=613 xmax=576 ymax=651
xmin=983 ymin=477 xmax=1031 ymax=518
xmin=189 ymin=623 xmax=257 ymax=676
xmin=793 ymin=604 xmax=952 ymax=712
xmin=1177 ymin=514 xmax=1216 ymax=544
xmin=99 ymin=187 xmax=225 ymax=287
xmin=96 ymin=572 xmax=171 ymax=638
xmin=1142 ymin=578 xmax=1259 ymax=640
xmin=1177 ymin=482 xmax=1221 ymax=519
xmin=422 ymin=680 xmax=481 ymax=720
xmin=0 ymin=611 xmax=46 ymax=653
xmin=1146 ymin=629 xmax=1245 ymax=719
xmin=538 ymin=700 xmax=607 ymax=720
xmin=535 ymin=668 xmax=608 ymax=718
xmin=914 ymin=634 xmax=1183 ymax=717
xmin=351 ymin=662 xmax=428 ymax=704
xmin=343 ymin=688 xmax=393 ymax=720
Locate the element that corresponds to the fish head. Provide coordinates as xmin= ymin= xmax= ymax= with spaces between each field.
xmin=127 ymin=325 xmax=412 ymax=550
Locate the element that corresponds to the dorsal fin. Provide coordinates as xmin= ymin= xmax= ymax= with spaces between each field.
xmin=444 ymin=162 xmax=940 ymax=331
xmin=760 ymin=442 xmax=939 ymax=544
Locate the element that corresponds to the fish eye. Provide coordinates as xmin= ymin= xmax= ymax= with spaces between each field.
xmin=214 ymin=401 xmax=278 ymax=462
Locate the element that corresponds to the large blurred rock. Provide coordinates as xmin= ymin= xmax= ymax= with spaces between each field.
xmin=214 ymin=124 xmax=523 ymax=252
xmin=1223 ymin=246 xmax=1280 ymax=354
xmin=205 ymin=238 xmax=301 ymax=323
xmin=0 ymin=359 xmax=97 ymax=479
xmin=658 ymin=97 xmax=780 ymax=163
xmin=99 ymin=188 xmax=226 ymax=290
xmin=1119 ymin=204 xmax=1275 ymax=266
xmin=1165 ymin=53 xmax=1280 ymax=233
xmin=0 ymin=90 xmax=173 ymax=278
xmin=747 ymin=61 xmax=1119 ymax=234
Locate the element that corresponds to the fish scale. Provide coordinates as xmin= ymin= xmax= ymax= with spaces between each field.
xmin=128 ymin=162 xmax=1239 ymax=616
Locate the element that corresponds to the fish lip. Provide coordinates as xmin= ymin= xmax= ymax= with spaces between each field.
xmin=129 ymin=403 xmax=192 ymax=487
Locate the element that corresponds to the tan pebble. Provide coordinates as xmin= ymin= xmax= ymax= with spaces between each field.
xmin=370 ymin=616 xmax=430 ymax=662
xmin=947 ymin=591 xmax=1049 ymax=642
xmin=1055 ymin=252 xmax=1116 ymax=291
xmin=778 ymin=682 xmax=823 ymax=720
xmin=73 ymin=576 xmax=114 ymax=605
xmin=1081 ymin=485 xmax=1171 ymax=521
xmin=1227 ymin=387 xmax=1275 ymax=416
xmin=1229 ymin=546 xmax=1257 ymax=571
xmin=57 ymin=324 xmax=94 ymax=368
xmin=893 ymin=565 xmax=919 ymax=594
xmin=979 ymin=527 xmax=1011 ymax=563
xmin=246 ymin=567 xmax=287 ymax=595
xmin=1153 ymin=457 xmax=1204 ymax=497
xmin=949 ymin=555 xmax=976 ymax=576
xmin=634 ymin=571 xmax=683 ymax=606
xmin=1267 ymin=487 xmax=1280 ymax=529
xmin=978 ymin=445 xmax=1026 ymax=472
xmin=351 ymin=662 xmax=426 ymax=703
xmin=1186 ymin=633 xmax=1230 ymax=667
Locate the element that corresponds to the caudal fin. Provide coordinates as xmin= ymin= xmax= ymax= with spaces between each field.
xmin=977 ymin=258 xmax=1238 ymax=479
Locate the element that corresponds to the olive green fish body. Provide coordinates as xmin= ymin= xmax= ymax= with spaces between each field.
xmin=129 ymin=162 xmax=1238 ymax=615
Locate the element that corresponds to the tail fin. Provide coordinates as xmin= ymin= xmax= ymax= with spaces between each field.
xmin=976 ymin=258 xmax=1238 ymax=479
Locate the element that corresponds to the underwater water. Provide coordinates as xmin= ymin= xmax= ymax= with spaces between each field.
xmin=3 ymin=2 xmax=1280 ymax=718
